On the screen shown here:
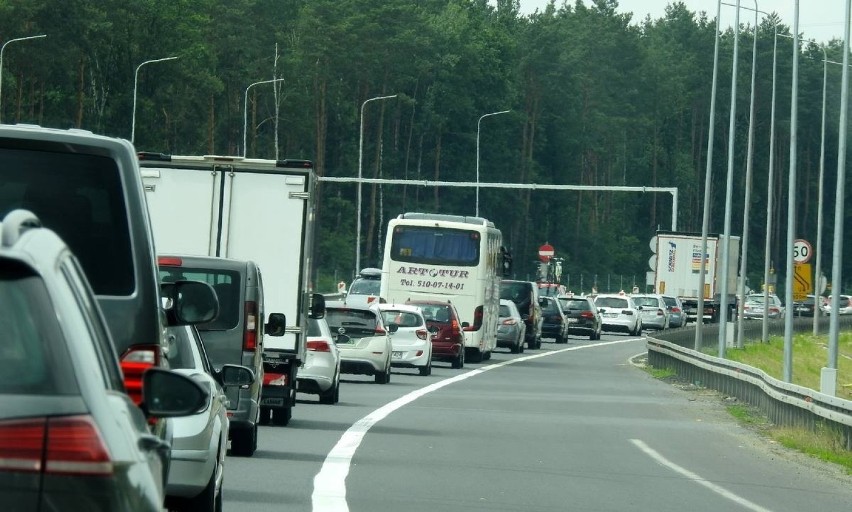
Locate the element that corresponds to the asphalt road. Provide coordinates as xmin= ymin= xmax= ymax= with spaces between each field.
xmin=223 ymin=333 xmax=852 ymax=512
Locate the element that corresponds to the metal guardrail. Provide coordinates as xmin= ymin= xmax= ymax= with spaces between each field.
xmin=647 ymin=326 xmax=852 ymax=450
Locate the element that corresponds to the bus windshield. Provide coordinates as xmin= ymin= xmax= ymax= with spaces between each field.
xmin=390 ymin=226 xmax=480 ymax=266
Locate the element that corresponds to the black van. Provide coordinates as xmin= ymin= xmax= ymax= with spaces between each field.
xmin=500 ymin=280 xmax=544 ymax=349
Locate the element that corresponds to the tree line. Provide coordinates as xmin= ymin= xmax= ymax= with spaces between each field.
xmin=1 ymin=0 xmax=849 ymax=294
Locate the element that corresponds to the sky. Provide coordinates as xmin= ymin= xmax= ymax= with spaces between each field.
xmin=513 ymin=1 xmax=846 ymax=43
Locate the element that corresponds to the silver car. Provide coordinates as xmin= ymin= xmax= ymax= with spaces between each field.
xmin=632 ymin=294 xmax=670 ymax=330
xmin=662 ymin=295 xmax=686 ymax=327
xmin=163 ymin=325 xmax=254 ymax=511
xmin=0 ymin=209 xmax=208 ymax=512
xmin=497 ymin=299 xmax=526 ymax=353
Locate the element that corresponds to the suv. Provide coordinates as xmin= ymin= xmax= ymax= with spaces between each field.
xmin=559 ymin=295 xmax=602 ymax=340
xmin=159 ymin=254 xmax=288 ymax=453
xmin=0 ymin=210 xmax=208 ymax=512
xmin=407 ymin=300 xmax=467 ymax=369
xmin=0 ymin=125 xmax=218 ymax=473
xmin=500 ymin=280 xmax=543 ymax=349
xmin=345 ymin=267 xmax=382 ymax=306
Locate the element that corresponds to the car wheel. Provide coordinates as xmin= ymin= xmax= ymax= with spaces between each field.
xmin=271 ymin=407 xmax=291 ymax=426
xmin=419 ymin=359 xmax=432 ymax=376
xmin=229 ymin=424 xmax=257 ymax=457
xmin=510 ymin=339 xmax=520 ymax=354
xmin=319 ymin=376 xmax=339 ymax=405
xmin=181 ymin=459 xmax=220 ymax=512
xmin=468 ymin=348 xmax=483 ymax=363
xmin=535 ymin=335 xmax=542 ymax=349
xmin=451 ymin=349 xmax=465 ymax=369
xmin=375 ymin=364 xmax=391 ymax=384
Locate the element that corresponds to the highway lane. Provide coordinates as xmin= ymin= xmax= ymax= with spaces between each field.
xmin=224 ymin=334 xmax=852 ymax=511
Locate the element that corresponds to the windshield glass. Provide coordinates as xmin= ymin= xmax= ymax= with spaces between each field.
xmin=390 ymin=226 xmax=480 ymax=266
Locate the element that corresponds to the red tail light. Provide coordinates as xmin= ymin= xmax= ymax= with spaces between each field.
xmin=416 ymin=329 xmax=428 ymax=340
xmin=244 ymin=301 xmax=258 ymax=352
xmin=671 ymin=307 xmax=681 ymax=313
xmin=0 ymin=416 xmax=112 ymax=476
xmin=157 ymin=256 xmax=183 ymax=267
xmin=579 ymin=311 xmax=595 ymax=319
xmin=306 ymin=339 xmax=331 ymax=352
xmin=502 ymin=318 xmax=517 ymax=325
xmin=263 ymin=372 xmax=288 ymax=386
xmin=451 ymin=319 xmax=461 ymax=335
xmin=120 ymin=345 xmax=159 ymax=406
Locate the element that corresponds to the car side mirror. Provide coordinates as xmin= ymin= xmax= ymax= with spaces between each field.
xmin=265 ymin=313 xmax=287 ymax=336
xmin=141 ymin=368 xmax=208 ymax=417
xmin=461 ymin=321 xmax=470 ymax=328
xmin=219 ymin=364 xmax=255 ymax=388
xmin=521 ymin=314 xmax=529 ymax=320
xmin=161 ymin=280 xmax=219 ymax=326
xmin=309 ymin=293 xmax=326 ymax=319
xmin=387 ymin=323 xmax=399 ymax=333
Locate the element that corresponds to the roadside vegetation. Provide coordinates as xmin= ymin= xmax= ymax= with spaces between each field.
xmin=650 ymin=331 xmax=852 ymax=474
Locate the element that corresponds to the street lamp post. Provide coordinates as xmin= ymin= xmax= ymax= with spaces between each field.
xmin=131 ymin=56 xmax=178 ymax=143
xmin=475 ymin=109 xmax=510 ymax=217
xmin=356 ymin=94 xmax=397 ymax=274
xmin=696 ymin=0 xmax=723 ymax=351
xmin=0 ymin=34 xmax=47 ymax=123
xmin=243 ymin=78 xmax=286 ymax=157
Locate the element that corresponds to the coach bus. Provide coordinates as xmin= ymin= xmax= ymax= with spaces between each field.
xmin=380 ymin=212 xmax=510 ymax=362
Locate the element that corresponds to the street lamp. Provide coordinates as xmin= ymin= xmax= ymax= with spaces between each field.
xmin=0 ymin=34 xmax=47 ymax=123
xmin=131 ymin=56 xmax=179 ymax=143
xmin=243 ymin=78 xmax=286 ymax=157
xmin=356 ymin=94 xmax=397 ymax=274
xmin=475 ymin=110 xmax=510 ymax=217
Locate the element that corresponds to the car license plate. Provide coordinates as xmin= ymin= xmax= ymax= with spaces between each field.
xmin=261 ymin=397 xmax=284 ymax=406
xmin=392 ymin=351 xmax=404 ymax=359
xmin=604 ymin=313 xmax=618 ymax=318
xmin=566 ymin=318 xmax=578 ymax=323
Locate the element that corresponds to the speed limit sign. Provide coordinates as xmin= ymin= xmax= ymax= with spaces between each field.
xmin=793 ymin=239 xmax=813 ymax=264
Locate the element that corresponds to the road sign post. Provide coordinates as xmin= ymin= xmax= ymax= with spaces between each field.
xmin=538 ymin=243 xmax=554 ymax=263
xmin=793 ymin=239 xmax=813 ymax=264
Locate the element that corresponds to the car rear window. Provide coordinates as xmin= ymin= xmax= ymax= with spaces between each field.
xmin=0 ymin=262 xmax=77 ymax=395
xmin=326 ymin=308 xmax=379 ymax=339
xmin=349 ymin=278 xmax=381 ymax=295
xmin=410 ymin=303 xmax=452 ymax=324
xmin=597 ymin=297 xmax=628 ymax=309
xmin=633 ymin=297 xmax=660 ymax=308
xmin=159 ymin=266 xmax=242 ymax=331
xmin=663 ymin=297 xmax=679 ymax=307
xmin=0 ymin=148 xmax=134 ymax=296
xmin=542 ymin=299 xmax=560 ymax=313
xmin=500 ymin=281 xmax=531 ymax=303
xmin=380 ymin=310 xmax=422 ymax=328
xmin=563 ymin=299 xmax=590 ymax=311
xmin=164 ymin=326 xmax=200 ymax=370
xmin=499 ymin=304 xmax=512 ymax=317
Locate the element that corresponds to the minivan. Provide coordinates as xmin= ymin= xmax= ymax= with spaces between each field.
xmin=500 ymin=280 xmax=543 ymax=349
xmin=159 ymin=254 xmax=287 ymax=456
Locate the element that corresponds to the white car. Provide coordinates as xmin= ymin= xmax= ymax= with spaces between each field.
xmin=631 ymin=293 xmax=670 ymax=330
xmin=298 ymin=317 xmax=341 ymax=404
xmin=820 ymin=294 xmax=852 ymax=315
xmin=344 ymin=267 xmax=382 ymax=306
xmin=325 ymin=303 xmax=396 ymax=384
xmin=595 ymin=293 xmax=643 ymax=336
xmin=163 ymin=324 xmax=254 ymax=511
xmin=378 ymin=303 xmax=433 ymax=376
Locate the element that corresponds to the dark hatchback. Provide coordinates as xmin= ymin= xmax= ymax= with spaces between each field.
xmin=407 ymin=300 xmax=467 ymax=369
xmin=558 ymin=296 xmax=602 ymax=340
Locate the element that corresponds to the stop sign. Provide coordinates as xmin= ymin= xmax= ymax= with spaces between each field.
xmin=538 ymin=243 xmax=555 ymax=262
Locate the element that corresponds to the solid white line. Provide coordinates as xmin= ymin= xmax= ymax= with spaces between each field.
xmin=630 ymin=439 xmax=774 ymax=512
xmin=311 ymin=338 xmax=641 ymax=511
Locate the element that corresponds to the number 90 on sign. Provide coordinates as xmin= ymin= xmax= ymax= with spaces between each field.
xmin=793 ymin=239 xmax=812 ymax=264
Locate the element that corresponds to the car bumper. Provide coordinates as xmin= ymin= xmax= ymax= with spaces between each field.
xmin=391 ymin=348 xmax=430 ymax=368
xmin=431 ymin=340 xmax=463 ymax=360
xmin=340 ymin=356 xmax=384 ymax=375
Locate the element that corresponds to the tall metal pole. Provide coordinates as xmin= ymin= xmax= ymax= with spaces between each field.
xmin=356 ymin=94 xmax=397 ymax=274
xmin=813 ymin=49 xmax=828 ymax=336
xmin=735 ymin=1 xmax=762 ymax=349
xmin=243 ymin=78 xmax=286 ymax=157
xmin=476 ymin=110 xmax=510 ymax=217
xmin=825 ymin=0 xmax=851 ymax=396
xmin=762 ymin=26 xmax=779 ymax=343
xmin=0 ymin=34 xmax=47 ymax=124
xmin=717 ymin=0 xmax=742 ymax=357
xmin=131 ymin=56 xmax=178 ymax=143
xmin=783 ymin=1 xmax=800 ymax=383
xmin=697 ymin=0 xmax=723 ymax=351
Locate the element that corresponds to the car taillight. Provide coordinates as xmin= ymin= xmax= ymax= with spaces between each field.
xmin=244 ymin=301 xmax=258 ymax=352
xmin=120 ymin=345 xmax=159 ymax=406
xmin=502 ymin=318 xmax=517 ymax=325
xmin=0 ymin=416 xmax=112 ymax=476
xmin=579 ymin=311 xmax=595 ymax=319
xmin=416 ymin=329 xmax=428 ymax=340
xmin=671 ymin=307 xmax=681 ymax=313
xmin=621 ymin=310 xmax=635 ymax=316
xmin=306 ymin=340 xmax=331 ymax=352
xmin=451 ymin=319 xmax=461 ymax=334
xmin=263 ymin=372 xmax=288 ymax=386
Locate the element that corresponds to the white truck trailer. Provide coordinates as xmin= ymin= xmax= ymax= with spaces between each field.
xmin=138 ymin=153 xmax=317 ymax=422
xmin=651 ymin=231 xmax=740 ymax=323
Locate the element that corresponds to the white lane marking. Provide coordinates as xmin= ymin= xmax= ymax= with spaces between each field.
xmin=312 ymin=338 xmax=640 ymax=511
xmin=630 ymin=439 xmax=774 ymax=512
